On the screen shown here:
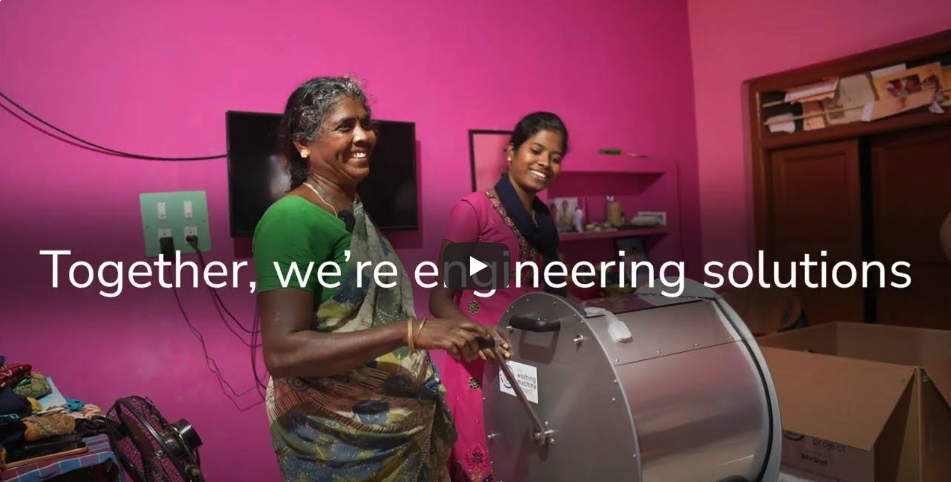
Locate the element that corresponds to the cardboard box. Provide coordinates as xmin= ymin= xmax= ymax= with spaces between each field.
xmin=758 ymin=322 xmax=951 ymax=482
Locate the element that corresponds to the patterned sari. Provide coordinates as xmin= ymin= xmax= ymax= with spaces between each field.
xmin=266 ymin=203 xmax=456 ymax=482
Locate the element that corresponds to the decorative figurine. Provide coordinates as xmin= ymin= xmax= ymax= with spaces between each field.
xmin=605 ymin=195 xmax=625 ymax=228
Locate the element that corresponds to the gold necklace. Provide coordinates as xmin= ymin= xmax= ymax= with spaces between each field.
xmin=302 ymin=182 xmax=337 ymax=217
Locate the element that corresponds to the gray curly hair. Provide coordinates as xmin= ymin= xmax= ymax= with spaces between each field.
xmin=279 ymin=76 xmax=372 ymax=188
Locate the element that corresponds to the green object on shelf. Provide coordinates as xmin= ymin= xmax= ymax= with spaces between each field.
xmin=598 ymin=149 xmax=623 ymax=155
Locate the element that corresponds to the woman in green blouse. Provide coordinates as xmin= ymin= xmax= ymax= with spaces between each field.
xmin=253 ymin=76 xmax=486 ymax=482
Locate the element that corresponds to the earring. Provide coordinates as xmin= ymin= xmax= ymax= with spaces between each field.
xmin=300 ymin=149 xmax=309 ymax=158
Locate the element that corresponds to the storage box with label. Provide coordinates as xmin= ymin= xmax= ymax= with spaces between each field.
xmin=758 ymin=322 xmax=951 ymax=482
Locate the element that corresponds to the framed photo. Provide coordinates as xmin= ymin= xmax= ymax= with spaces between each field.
xmin=613 ymin=236 xmax=648 ymax=264
xmin=469 ymin=130 xmax=512 ymax=192
xmin=549 ymin=196 xmax=583 ymax=233
xmin=871 ymin=62 xmax=943 ymax=100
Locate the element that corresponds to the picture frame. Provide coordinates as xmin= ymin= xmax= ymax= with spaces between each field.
xmin=549 ymin=196 xmax=583 ymax=233
xmin=871 ymin=62 xmax=943 ymax=100
xmin=468 ymin=130 xmax=512 ymax=192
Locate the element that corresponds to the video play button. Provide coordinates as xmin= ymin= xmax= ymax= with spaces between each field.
xmin=443 ymin=242 xmax=510 ymax=290
xmin=470 ymin=257 xmax=488 ymax=276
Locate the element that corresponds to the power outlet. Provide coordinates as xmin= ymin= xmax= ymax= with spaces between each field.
xmin=183 ymin=226 xmax=199 ymax=248
xmin=140 ymin=191 xmax=211 ymax=257
xmin=157 ymin=228 xmax=175 ymax=258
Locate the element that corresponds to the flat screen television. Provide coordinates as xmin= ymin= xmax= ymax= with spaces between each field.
xmin=226 ymin=111 xmax=419 ymax=237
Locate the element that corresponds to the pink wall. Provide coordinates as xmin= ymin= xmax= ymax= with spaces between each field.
xmin=687 ymin=0 xmax=951 ymax=268
xmin=0 ymin=0 xmax=699 ymax=479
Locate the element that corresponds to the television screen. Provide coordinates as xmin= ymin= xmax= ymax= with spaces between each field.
xmin=226 ymin=111 xmax=419 ymax=237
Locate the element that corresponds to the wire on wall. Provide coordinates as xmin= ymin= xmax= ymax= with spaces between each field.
xmin=170 ymin=282 xmax=264 ymax=412
xmin=0 ymin=90 xmax=226 ymax=161
xmin=170 ymin=241 xmax=266 ymax=409
xmin=0 ymin=89 xmax=268 ymax=407
xmin=191 ymin=246 xmax=269 ymax=396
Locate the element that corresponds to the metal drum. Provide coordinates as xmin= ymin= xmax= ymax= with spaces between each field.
xmin=482 ymin=284 xmax=782 ymax=482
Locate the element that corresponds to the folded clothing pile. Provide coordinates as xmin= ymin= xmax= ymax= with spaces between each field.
xmin=0 ymin=362 xmax=32 ymax=390
xmin=0 ymin=387 xmax=31 ymax=418
xmin=0 ymin=356 xmax=109 ymax=463
xmin=14 ymin=372 xmax=52 ymax=399
xmin=22 ymin=412 xmax=76 ymax=442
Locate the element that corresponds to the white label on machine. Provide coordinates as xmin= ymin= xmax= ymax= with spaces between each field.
xmin=500 ymin=361 xmax=539 ymax=404
xmin=777 ymin=473 xmax=810 ymax=482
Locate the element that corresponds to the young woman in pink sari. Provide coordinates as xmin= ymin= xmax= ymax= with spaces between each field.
xmin=430 ymin=112 xmax=569 ymax=482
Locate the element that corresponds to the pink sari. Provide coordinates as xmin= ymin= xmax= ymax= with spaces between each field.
xmin=439 ymin=189 xmax=544 ymax=482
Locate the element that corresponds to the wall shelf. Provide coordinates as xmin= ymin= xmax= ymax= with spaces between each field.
xmin=761 ymin=109 xmax=951 ymax=150
xmin=559 ymin=227 xmax=667 ymax=242
xmin=544 ymin=152 xmax=681 ymax=266
xmin=560 ymin=156 xmax=668 ymax=174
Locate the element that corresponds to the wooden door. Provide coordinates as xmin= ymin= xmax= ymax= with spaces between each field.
xmin=767 ymin=140 xmax=865 ymax=324
xmin=870 ymin=126 xmax=951 ymax=330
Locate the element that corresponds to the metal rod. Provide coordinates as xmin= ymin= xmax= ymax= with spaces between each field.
xmin=494 ymin=344 xmax=550 ymax=445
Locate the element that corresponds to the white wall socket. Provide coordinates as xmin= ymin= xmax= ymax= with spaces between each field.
xmin=183 ymin=226 xmax=199 ymax=244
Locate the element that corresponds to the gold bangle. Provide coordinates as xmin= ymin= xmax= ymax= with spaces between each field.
xmin=407 ymin=318 xmax=416 ymax=352
xmin=412 ymin=317 xmax=428 ymax=347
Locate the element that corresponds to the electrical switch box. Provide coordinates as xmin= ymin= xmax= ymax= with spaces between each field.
xmin=140 ymin=191 xmax=211 ymax=257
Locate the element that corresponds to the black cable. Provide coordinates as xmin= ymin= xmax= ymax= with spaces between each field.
xmin=210 ymin=284 xmax=258 ymax=333
xmin=0 ymin=90 xmax=226 ymax=161
xmin=197 ymin=245 xmax=269 ymax=395
xmin=0 ymin=102 xmax=117 ymax=156
xmin=250 ymin=303 xmax=268 ymax=397
xmin=246 ymin=303 xmax=268 ymax=397
xmin=170 ymin=283 xmax=263 ymax=411
xmin=186 ymin=236 xmax=256 ymax=336
xmin=164 ymin=257 xmax=263 ymax=411
xmin=193 ymin=248 xmax=258 ymax=334
xmin=208 ymin=288 xmax=256 ymax=348
xmin=0 ymin=90 xmax=261 ymax=407
xmin=187 ymin=238 xmax=268 ymax=396
xmin=175 ymin=242 xmax=255 ymax=347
